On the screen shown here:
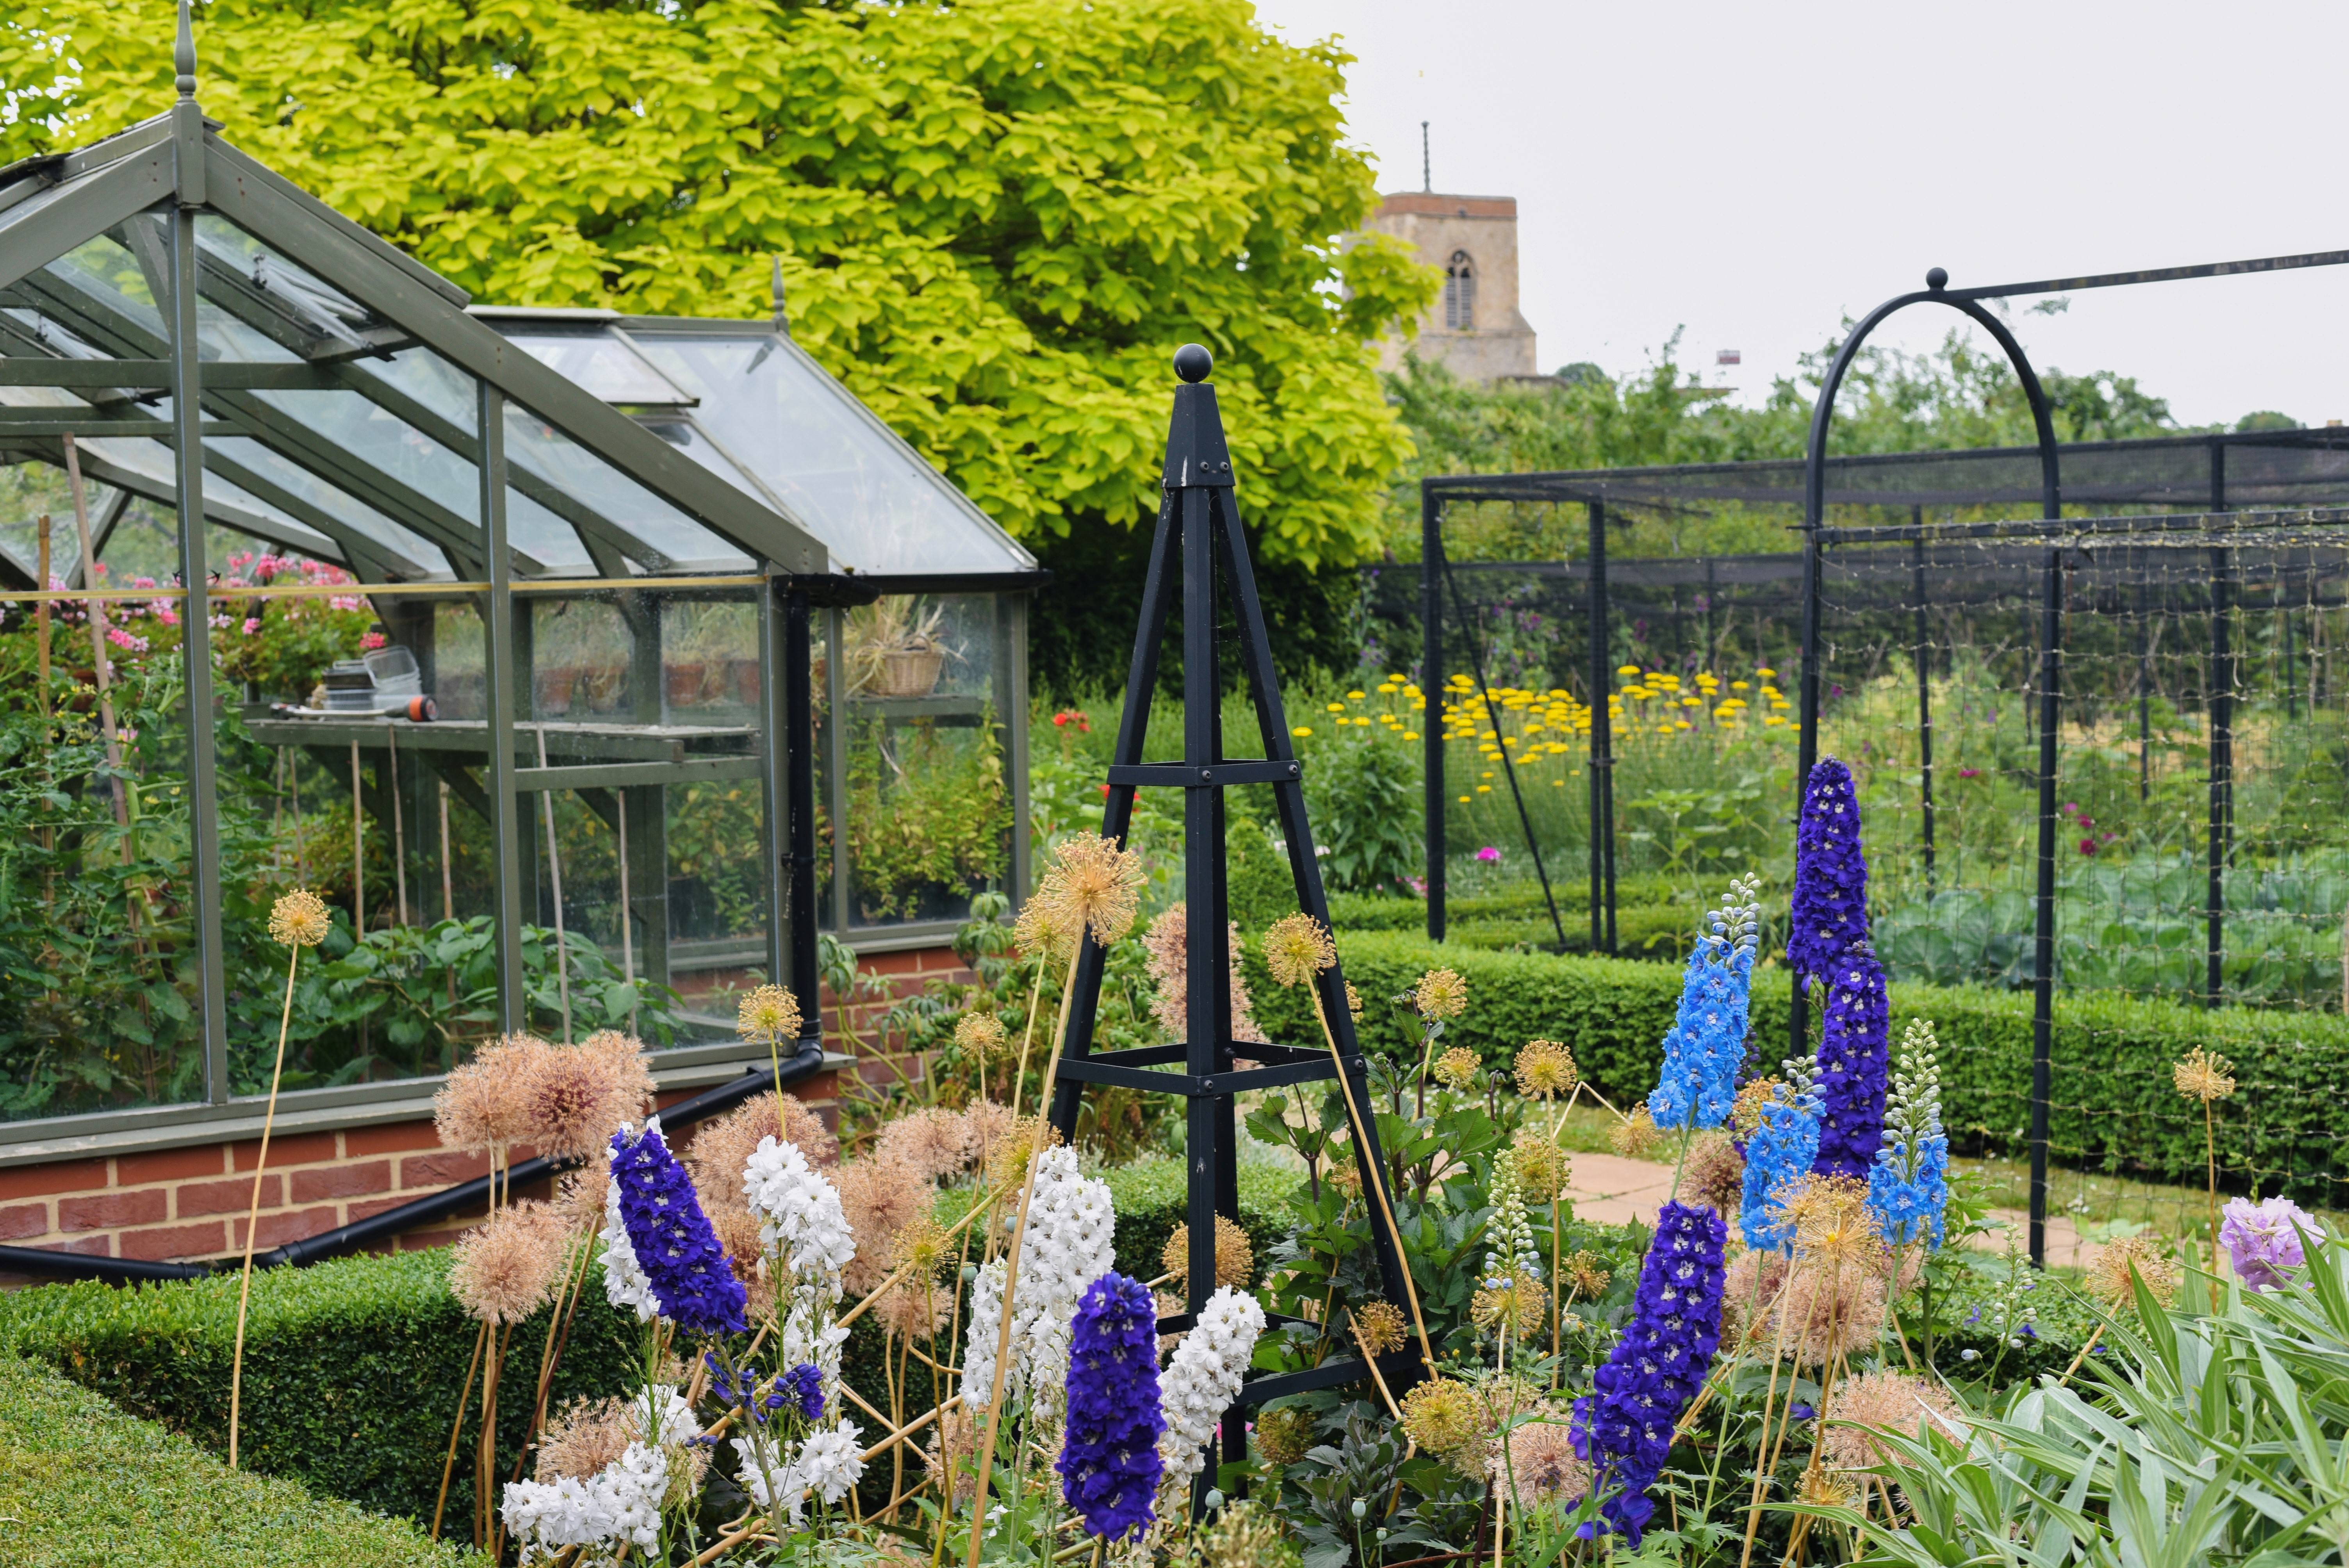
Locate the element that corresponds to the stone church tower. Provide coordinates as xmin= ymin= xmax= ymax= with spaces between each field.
xmin=1363 ymin=191 xmax=1539 ymax=381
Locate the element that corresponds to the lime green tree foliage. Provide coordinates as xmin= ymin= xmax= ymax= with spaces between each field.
xmin=1 ymin=0 xmax=1434 ymax=567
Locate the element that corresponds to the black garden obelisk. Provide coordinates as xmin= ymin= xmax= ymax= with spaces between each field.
xmin=1046 ymin=346 xmax=1421 ymax=1510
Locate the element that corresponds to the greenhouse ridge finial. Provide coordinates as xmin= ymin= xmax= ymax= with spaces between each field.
xmin=174 ymin=0 xmax=197 ymax=99
xmin=771 ymin=255 xmax=790 ymax=337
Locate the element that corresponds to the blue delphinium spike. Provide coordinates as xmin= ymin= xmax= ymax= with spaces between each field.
xmin=1811 ymin=948 xmax=1891 ymax=1181
xmin=1786 ymin=758 xmax=1870 ymax=987
xmin=1057 ymin=1271 xmax=1165 ymax=1541
xmin=1649 ymin=877 xmax=1761 ymax=1131
xmin=610 ymin=1118 xmax=747 ymax=1336
xmin=1739 ymin=1067 xmax=1822 ymax=1252
xmin=1869 ymin=1019 xmax=1950 ymax=1247
xmin=1570 ymin=1201 xmax=1727 ymax=1547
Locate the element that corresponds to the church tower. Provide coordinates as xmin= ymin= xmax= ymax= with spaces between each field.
xmin=1363 ymin=190 xmax=1539 ymax=381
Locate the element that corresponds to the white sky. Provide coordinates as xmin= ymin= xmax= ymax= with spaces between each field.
xmin=1253 ymin=0 xmax=2349 ymax=428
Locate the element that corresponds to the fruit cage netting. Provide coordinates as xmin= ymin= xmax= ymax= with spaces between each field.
xmin=1372 ymin=426 xmax=2349 ymax=1245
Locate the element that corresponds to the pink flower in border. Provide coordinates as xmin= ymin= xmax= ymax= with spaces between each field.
xmin=1476 ymin=846 xmax=1502 ymax=863
xmin=243 ymin=618 xmax=263 ymax=636
xmin=360 ymin=631 xmax=387 ymax=650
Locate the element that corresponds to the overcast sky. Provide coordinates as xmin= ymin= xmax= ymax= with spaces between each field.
xmin=1253 ymin=0 xmax=2349 ymax=429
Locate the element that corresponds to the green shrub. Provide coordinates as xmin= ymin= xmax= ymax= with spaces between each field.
xmin=0 ymin=1352 xmax=484 ymax=1568
xmin=0 ymin=1247 xmax=642 ymax=1530
xmin=1248 ymin=931 xmax=2349 ymax=1203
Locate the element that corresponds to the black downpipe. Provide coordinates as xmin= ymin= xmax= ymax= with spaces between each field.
xmin=0 ymin=1045 xmax=828 ymax=1287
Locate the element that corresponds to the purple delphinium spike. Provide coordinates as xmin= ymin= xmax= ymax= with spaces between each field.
xmin=1811 ymin=949 xmax=1891 ymax=1181
xmin=610 ymin=1118 xmax=747 ymax=1336
xmin=1057 ymin=1271 xmax=1165 ymax=1541
xmin=1570 ymin=1201 xmax=1727 ymax=1547
xmin=1786 ymin=758 xmax=1870 ymax=987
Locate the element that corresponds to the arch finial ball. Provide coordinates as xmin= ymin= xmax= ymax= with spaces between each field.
xmin=1173 ymin=344 xmax=1213 ymax=383
xmin=1925 ymin=267 xmax=1949 ymax=292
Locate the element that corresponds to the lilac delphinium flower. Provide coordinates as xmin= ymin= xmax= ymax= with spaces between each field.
xmin=1868 ymin=1020 xmax=1950 ymax=1248
xmin=1786 ymin=758 xmax=1870 ymax=986
xmin=1570 ymin=1201 xmax=1727 ymax=1547
xmin=2221 ymin=1195 xmax=2317 ymax=1290
xmin=1811 ymin=948 xmax=1890 ymax=1181
xmin=1739 ymin=1066 xmax=1822 ymax=1252
xmin=1648 ymin=877 xmax=1762 ymax=1133
xmin=610 ymin=1118 xmax=747 ymax=1336
xmin=1057 ymin=1271 xmax=1166 ymax=1541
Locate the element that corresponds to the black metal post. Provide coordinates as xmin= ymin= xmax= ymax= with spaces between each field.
xmin=2285 ymin=592 xmax=2298 ymax=721
xmin=1794 ymin=508 xmax=1822 ymax=1053
xmin=1913 ymin=520 xmax=1934 ymax=893
xmin=1442 ymin=558 xmax=1568 ymax=951
xmin=2208 ymin=547 xmax=2233 ymax=1009
xmin=1422 ymin=485 xmax=1444 ymax=942
xmin=2028 ymin=547 xmax=2062 ymax=1269
xmin=1588 ymin=500 xmax=1615 ymax=953
xmin=2137 ymin=570 xmax=2151 ymax=805
xmin=782 ymin=585 xmax=822 ymax=1038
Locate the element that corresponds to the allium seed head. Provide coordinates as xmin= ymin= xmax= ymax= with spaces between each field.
xmin=1563 ymin=1251 xmax=1613 ymax=1297
xmin=1040 ymin=832 xmax=1147 ymax=947
xmin=1433 ymin=1045 xmax=1481 ymax=1090
xmin=735 ymin=984 xmax=802 ymax=1045
xmin=1610 ymin=1104 xmax=1663 ymax=1159
xmin=1162 ymin=1215 xmax=1255 ymax=1291
xmin=2087 ymin=1234 xmax=2176 ymax=1309
xmin=1251 ymin=1407 xmax=1314 ymax=1467
xmin=1352 ymin=1300 xmax=1408 ymax=1356
xmin=1400 ymin=1377 xmax=1483 ymax=1460
xmin=1514 ymin=1038 xmax=1577 ymax=1099
xmin=267 ymin=888 xmax=331 ymax=949
xmin=1413 ymin=967 xmax=1469 ymax=1021
xmin=448 ymin=1200 xmax=568 ymax=1324
xmin=2173 ymin=1047 xmax=2237 ymax=1104
xmin=953 ymin=1010 xmax=1009 ymax=1063
xmin=1262 ymin=914 xmax=1337 ymax=989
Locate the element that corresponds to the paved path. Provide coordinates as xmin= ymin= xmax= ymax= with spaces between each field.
xmin=1563 ymin=1150 xmax=2089 ymax=1267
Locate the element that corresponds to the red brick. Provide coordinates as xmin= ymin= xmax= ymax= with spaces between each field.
xmin=117 ymin=1221 xmax=226 ymax=1261
xmin=116 ymin=1146 xmax=226 ymax=1185
xmin=344 ymin=1121 xmax=441 ymax=1157
xmin=55 ymin=1234 xmax=114 ymax=1256
xmin=399 ymin=1150 xmax=489 ymax=1187
xmin=231 ymin=1206 xmax=339 ymax=1250
xmin=0 ymin=1158 xmax=110 ymax=1201
xmin=230 ymin=1131 xmax=340 ymax=1171
xmin=57 ymin=1189 xmax=166 ymax=1232
xmin=346 ymin=1196 xmax=417 ymax=1223
xmin=290 ymin=1161 xmax=390 ymax=1203
xmin=0 ymin=1202 xmax=50 ymax=1241
xmin=176 ymin=1174 xmax=277 ymax=1218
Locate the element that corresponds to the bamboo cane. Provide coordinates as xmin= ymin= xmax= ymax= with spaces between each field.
xmin=228 ymin=940 xmax=302 ymax=1469
xmin=431 ymin=1320 xmax=490 ymax=1540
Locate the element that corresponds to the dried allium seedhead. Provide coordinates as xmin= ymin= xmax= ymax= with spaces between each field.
xmin=1352 ymin=1299 xmax=1408 ymax=1356
xmin=1514 ymin=1038 xmax=1577 ymax=1099
xmin=1346 ymin=982 xmax=1363 ymax=1019
xmin=536 ymin=1394 xmax=636 ymax=1481
xmin=523 ymin=1034 xmax=653 ymax=1163
xmin=2088 ymin=1234 xmax=2176 ymax=1308
xmin=1161 ymin=1215 xmax=1255 ymax=1290
xmin=1823 ymin=1368 xmax=1965 ymax=1470
xmin=839 ymin=1155 xmax=932 ymax=1295
xmin=448 ymin=1200 xmax=568 ymax=1324
xmin=556 ymin=1168 xmax=606 ymax=1232
xmin=923 ymin=1408 xmax=975 ymax=1509
xmin=878 ymin=1276 xmax=948 ymax=1339
xmin=684 ymin=1094 xmax=838 ymax=1233
xmin=980 ymin=1112 xmax=1057 ymax=1194
xmin=1012 ymin=894 xmax=1078 ymax=965
xmin=1250 ymin=1406 xmax=1314 ymax=1467
xmin=1563 ymin=1251 xmax=1612 ymax=1298
xmin=735 ymin=983 xmax=802 ymax=1045
xmin=1610 ymin=1104 xmax=1663 ymax=1159
xmin=953 ymin=1010 xmax=1008 ymax=1063
xmin=1787 ymin=1173 xmax=1880 ymax=1269
xmin=1399 ymin=1377 xmax=1484 ymax=1461
xmin=1196 ymin=1499 xmax=1288 ymax=1568
xmin=433 ymin=1035 xmax=552 ymax=1153
xmin=1499 ymin=1418 xmax=1590 ymax=1505
xmin=875 ymin=1107 xmax=977 ymax=1183
xmin=1730 ymin=1076 xmax=1782 ymax=1140
xmin=1262 ymin=913 xmax=1337 ymax=989
xmin=1683 ymin=1130 xmax=1746 ymax=1216
xmin=1471 ymin=1272 xmax=1545 ymax=1333
xmin=1320 ymin=1144 xmax=1362 ymax=1194
xmin=1413 ymin=967 xmax=1469 ymax=1021
xmin=268 ymin=888 xmax=331 ymax=949
xmin=1777 ymin=1255 xmax=1888 ymax=1366
xmin=1433 ymin=1045 xmax=1481 ymax=1090
xmin=1720 ymin=1249 xmax=1789 ymax=1347
xmin=709 ymin=1205 xmax=775 ymax=1318
xmin=891 ymin=1213 xmax=952 ymax=1283
xmin=1041 ymin=832 xmax=1147 ymax=947
xmin=1511 ymin=1130 xmax=1570 ymax=1202
xmin=2173 ymin=1047 xmax=2237 ymax=1104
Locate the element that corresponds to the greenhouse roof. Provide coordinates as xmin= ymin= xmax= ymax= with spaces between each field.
xmin=0 ymin=108 xmax=1028 ymax=592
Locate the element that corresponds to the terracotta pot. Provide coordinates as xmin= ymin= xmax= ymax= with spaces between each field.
xmin=535 ymin=666 xmax=580 ymax=714
xmin=730 ymin=657 xmax=762 ymax=706
xmin=665 ymin=661 xmax=707 ymax=706
xmin=874 ymin=646 xmax=944 ymax=698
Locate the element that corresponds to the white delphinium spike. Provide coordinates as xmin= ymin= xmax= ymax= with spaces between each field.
xmin=963 ymin=1147 xmax=1116 ymax=1408
xmin=598 ymin=1176 xmax=659 ymax=1322
xmin=1157 ymin=1285 xmax=1266 ymax=1500
xmin=1485 ymin=1148 xmax=1542 ymax=1283
xmin=745 ymin=1137 xmax=855 ymax=1399
xmin=503 ymin=1386 xmax=700 ymax=1563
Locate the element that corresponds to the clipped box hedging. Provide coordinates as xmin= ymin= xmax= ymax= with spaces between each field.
xmin=0 ymin=1351 xmax=484 ymax=1567
xmin=0 ymin=1247 xmax=642 ymax=1530
xmin=1250 ymin=930 xmax=2349 ymax=1203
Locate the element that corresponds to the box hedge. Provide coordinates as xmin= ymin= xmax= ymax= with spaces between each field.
xmin=0 ymin=1351 xmax=484 ymax=1567
xmin=1249 ymin=930 xmax=2349 ymax=1205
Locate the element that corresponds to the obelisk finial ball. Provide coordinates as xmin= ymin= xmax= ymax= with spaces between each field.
xmin=1925 ymin=267 xmax=1948 ymax=292
xmin=1173 ymin=344 xmax=1213 ymax=383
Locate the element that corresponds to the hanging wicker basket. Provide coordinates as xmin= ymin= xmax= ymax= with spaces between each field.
xmin=873 ymin=644 xmax=945 ymax=698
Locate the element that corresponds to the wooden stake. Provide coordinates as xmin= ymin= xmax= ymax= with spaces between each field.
xmin=228 ymin=941 xmax=303 ymax=1468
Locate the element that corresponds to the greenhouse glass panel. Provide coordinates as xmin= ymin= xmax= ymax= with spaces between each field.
xmin=502 ymin=327 xmax=696 ymax=409
xmin=503 ymin=400 xmax=747 ymax=570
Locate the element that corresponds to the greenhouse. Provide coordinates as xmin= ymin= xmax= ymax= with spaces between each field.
xmin=0 ymin=94 xmax=1037 ymax=1168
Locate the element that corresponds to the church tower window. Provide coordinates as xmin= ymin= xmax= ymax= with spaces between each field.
xmin=1443 ymin=251 xmax=1476 ymax=330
